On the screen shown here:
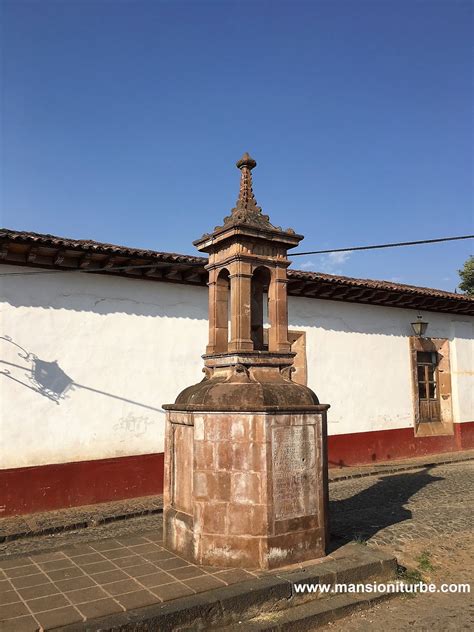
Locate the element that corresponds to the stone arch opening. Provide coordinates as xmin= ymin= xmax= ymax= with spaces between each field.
xmin=251 ymin=266 xmax=271 ymax=351
xmin=215 ymin=268 xmax=230 ymax=353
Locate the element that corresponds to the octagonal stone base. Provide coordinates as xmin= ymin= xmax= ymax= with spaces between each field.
xmin=163 ymin=409 xmax=329 ymax=570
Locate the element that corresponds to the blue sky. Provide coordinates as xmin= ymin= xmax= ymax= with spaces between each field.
xmin=1 ymin=0 xmax=472 ymax=291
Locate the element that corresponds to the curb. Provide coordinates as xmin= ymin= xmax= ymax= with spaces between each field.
xmin=0 ymin=505 xmax=163 ymax=545
xmin=328 ymin=452 xmax=474 ymax=482
xmin=213 ymin=591 xmax=395 ymax=631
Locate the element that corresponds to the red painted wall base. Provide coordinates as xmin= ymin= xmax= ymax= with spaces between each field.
xmin=1 ymin=423 xmax=472 ymax=518
xmin=327 ymin=421 xmax=473 ymax=468
xmin=1 ymin=453 xmax=164 ymax=518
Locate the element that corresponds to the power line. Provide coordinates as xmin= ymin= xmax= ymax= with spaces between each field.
xmin=292 ymin=235 xmax=474 ymax=256
xmin=0 ymin=234 xmax=472 ymax=276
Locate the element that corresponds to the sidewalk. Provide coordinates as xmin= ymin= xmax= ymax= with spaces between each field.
xmin=328 ymin=448 xmax=474 ymax=481
xmin=0 ymin=535 xmax=396 ymax=631
xmin=1 ymin=450 xmax=472 ymax=544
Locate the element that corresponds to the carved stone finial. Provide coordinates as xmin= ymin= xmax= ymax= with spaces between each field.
xmin=216 ymin=152 xmax=274 ymax=230
xmin=236 ymin=152 xmax=257 ymax=171
xmin=233 ymin=152 xmax=262 ymax=217
xmin=194 ymin=152 xmax=303 ymax=243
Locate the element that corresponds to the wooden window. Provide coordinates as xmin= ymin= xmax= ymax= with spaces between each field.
xmin=415 ymin=350 xmax=441 ymax=422
xmin=409 ymin=337 xmax=453 ymax=437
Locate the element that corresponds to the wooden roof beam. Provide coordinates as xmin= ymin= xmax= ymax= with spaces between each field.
xmin=27 ymin=246 xmax=39 ymax=263
xmin=302 ymin=282 xmax=324 ymax=297
xmin=454 ymin=303 xmax=474 ymax=315
xmin=182 ymin=267 xmax=206 ymax=282
xmin=79 ymin=253 xmax=94 ymax=269
xmin=53 ymin=251 xmax=66 ymax=266
xmin=102 ymin=256 xmax=124 ymax=270
xmin=370 ymin=290 xmax=393 ymax=303
xmin=389 ymin=294 xmax=417 ymax=308
xmin=164 ymin=267 xmax=184 ymax=281
xmin=287 ymin=280 xmax=307 ymax=295
xmin=347 ymin=288 xmax=374 ymax=301
xmin=411 ymin=297 xmax=441 ymax=310
xmin=144 ymin=265 xmax=165 ymax=278
xmin=329 ymin=287 xmax=352 ymax=300
xmin=431 ymin=299 xmax=459 ymax=311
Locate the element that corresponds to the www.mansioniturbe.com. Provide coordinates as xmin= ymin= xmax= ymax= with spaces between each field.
xmin=294 ymin=582 xmax=471 ymax=595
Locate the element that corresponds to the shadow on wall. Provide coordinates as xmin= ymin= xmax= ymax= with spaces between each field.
xmin=288 ymin=296 xmax=472 ymax=339
xmin=329 ymin=466 xmax=444 ymax=548
xmin=1 ymin=270 xmax=209 ymax=319
xmin=0 ymin=335 xmax=163 ymax=412
xmin=2 ymin=267 xmax=470 ymax=341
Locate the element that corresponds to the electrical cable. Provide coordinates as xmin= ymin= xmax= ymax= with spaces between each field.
xmin=291 ymin=235 xmax=474 ymax=256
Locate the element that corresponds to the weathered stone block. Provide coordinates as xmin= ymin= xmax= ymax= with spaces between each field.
xmin=197 ymin=502 xmax=227 ymax=534
xmin=199 ymin=534 xmax=262 ymax=568
xmin=194 ymin=471 xmax=231 ymax=502
xmin=227 ymin=504 xmax=267 ymax=536
xmin=194 ymin=442 xmax=215 ymax=470
xmin=231 ymin=471 xmax=262 ymax=504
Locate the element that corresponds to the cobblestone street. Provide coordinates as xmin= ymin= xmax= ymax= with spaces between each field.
xmin=325 ymin=460 xmax=474 ymax=631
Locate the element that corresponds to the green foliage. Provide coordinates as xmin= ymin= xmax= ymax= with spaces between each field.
xmin=458 ymin=255 xmax=474 ymax=295
xmin=397 ymin=550 xmax=435 ymax=600
xmin=417 ymin=550 xmax=434 ymax=572
xmin=397 ymin=566 xmax=424 ymax=584
xmin=352 ymin=534 xmax=368 ymax=545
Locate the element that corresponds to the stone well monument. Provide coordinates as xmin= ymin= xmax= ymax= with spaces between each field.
xmin=163 ymin=154 xmax=330 ymax=570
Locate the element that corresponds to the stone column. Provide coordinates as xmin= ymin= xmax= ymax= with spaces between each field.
xmin=268 ymin=267 xmax=291 ymax=353
xmin=206 ymin=268 xmax=218 ymax=355
xmin=215 ymin=270 xmax=230 ymax=353
xmin=228 ymin=262 xmax=253 ymax=352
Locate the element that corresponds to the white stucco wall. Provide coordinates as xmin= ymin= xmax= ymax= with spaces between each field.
xmin=1 ymin=264 xmax=472 ymax=469
xmin=0 ymin=266 xmax=206 ymax=469
xmin=289 ymin=296 xmax=473 ymax=435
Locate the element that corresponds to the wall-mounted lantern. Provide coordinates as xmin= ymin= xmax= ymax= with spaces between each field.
xmin=411 ymin=314 xmax=428 ymax=337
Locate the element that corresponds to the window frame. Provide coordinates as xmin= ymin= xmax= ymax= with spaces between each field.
xmin=409 ymin=337 xmax=453 ymax=437
xmin=415 ymin=350 xmax=441 ymax=422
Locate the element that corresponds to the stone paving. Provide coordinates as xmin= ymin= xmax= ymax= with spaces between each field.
xmin=322 ymin=460 xmax=474 ymax=631
xmin=0 ymin=529 xmax=260 ymax=631
xmin=329 ymin=461 xmax=473 ymax=564
xmin=0 ymin=460 xmax=472 ymax=630
xmin=0 ymin=531 xmax=396 ymax=631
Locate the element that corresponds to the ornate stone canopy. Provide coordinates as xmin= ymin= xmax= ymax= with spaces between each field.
xmin=193 ymin=154 xmax=304 ymax=359
xmin=166 ymin=154 xmax=325 ymax=411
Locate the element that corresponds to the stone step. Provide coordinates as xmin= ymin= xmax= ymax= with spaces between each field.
xmin=212 ymin=591 xmax=394 ymax=631
xmin=60 ymin=544 xmax=397 ymax=631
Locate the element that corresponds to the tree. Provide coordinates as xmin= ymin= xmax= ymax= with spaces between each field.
xmin=458 ymin=255 xmax=474 ymax=295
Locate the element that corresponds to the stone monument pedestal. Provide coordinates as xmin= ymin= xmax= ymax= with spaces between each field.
xmin=163 ymin=354 xmax=329 ymax=570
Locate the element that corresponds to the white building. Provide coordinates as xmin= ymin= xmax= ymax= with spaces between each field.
xmin=0 ymin=228 xmax=472 ymax=517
